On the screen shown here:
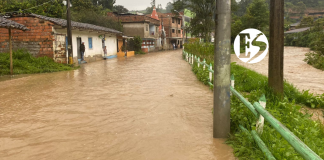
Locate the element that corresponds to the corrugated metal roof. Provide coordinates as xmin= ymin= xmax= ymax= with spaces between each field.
xmin=0 ymin=17 xmax=29 ymax=31
xmin=29 ymin=14 xmax=122 ymax=34
xmin=284 ymin=27 xmax=310 ymax=34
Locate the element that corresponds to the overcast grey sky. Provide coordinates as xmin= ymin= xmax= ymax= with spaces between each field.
xmin=115 ymin=0 xmax=173 ymax=11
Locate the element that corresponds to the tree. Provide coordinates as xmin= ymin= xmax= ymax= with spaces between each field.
xmin=165 ymin=2 xmax=173 ymax=13
xmin=295 ymin=1 xmax=306 ymax=18
xmin=151 ymin=0 xmax=156 ymax=7
xmin=234 ymin=0 xmax=253 ymax=16
xmin=185 ymin=0 xmax=215 ymax=42
xmin=145 ymin=6 xmax=153 ymax=14
xmin=0 ymin=0 xmax=64 ymax=18
xmin=92 ymin=0 xmax=115 ymax=10
xmin=113 ymin=5 xmax=129 ymax=13
xmin=243 ymin=0 xmax=269 ymax=31
xmin=284 ymin=2 xmax=294 ymax=20
xmin=71 ymin=9 xmax=123 ymax=31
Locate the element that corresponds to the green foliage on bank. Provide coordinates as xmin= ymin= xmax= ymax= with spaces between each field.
xmin=183 ymin=43 xmax=324 ymax=159
xmin=0 ymin=50 xmax=77 ymax=75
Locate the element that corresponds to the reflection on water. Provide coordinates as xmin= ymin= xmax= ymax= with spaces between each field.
xmin=0 ymin=50 xmax=234 ymax=160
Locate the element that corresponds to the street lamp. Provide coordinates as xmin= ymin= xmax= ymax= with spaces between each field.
xmin=174 ymin=10 xmax=185 ymax=48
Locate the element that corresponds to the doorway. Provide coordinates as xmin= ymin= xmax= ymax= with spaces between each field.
xmin=77 ymin=37 xmax=81 ymax=59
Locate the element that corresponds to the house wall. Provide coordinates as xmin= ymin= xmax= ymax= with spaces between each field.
xmin=53 ymin=28 xmax=117 ymax=64
xmin=122 ymin=23 xmax=145 ymax=38
xmin=0 ymin=16 xmax=57 ymax=61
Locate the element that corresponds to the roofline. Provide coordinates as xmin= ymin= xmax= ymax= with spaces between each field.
xmin=9 ymin=13 xmax=122 ymax=34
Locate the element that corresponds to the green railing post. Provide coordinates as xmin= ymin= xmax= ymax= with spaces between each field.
xmin=203 ymin=59 xmax=206 ymax=70
xmin=253 ymin=102 xmax=323 ymax=160
xmin=191 ymin=54 xmax=194 ymax=64
xmin=239 ymin=125 xmax=276 ymax=160
xmin=186 ymin=52 xmax=188 ymax=62
xmin=230 ymin=87 xmax=259 ymax=118
xmin=188 ymin=53 xmax=191 ymax=64
xmin=209 ymin=63 xmax=212 ymax=82
xmin=251 ymin=130 xmax=277 ymax=160
xmin=198 ymin=57 xmax=200 ymax=67
xmin=256 ymin=94 xmax=267 ymax=134
xmin=230 ymin=74 xmax=234 ymax=96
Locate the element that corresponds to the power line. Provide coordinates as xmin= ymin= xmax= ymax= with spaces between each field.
xmin=0 ymin=0 xmax=55 ymax=17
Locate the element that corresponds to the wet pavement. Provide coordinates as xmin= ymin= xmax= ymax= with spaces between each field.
xmin=0 ymin=50 xmax=234 ymax=160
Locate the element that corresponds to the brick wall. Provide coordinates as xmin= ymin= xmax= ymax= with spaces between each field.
xmin=0 ymin=16 xmax=58 ymax=61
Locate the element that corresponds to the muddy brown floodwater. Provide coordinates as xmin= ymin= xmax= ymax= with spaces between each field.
xmin=0 ymin=50 xmax=235 ymax=160
xmin=231 ymin=47 xmax=324 ymax=95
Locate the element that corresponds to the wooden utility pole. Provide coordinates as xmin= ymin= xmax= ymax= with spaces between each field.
xmin=213 ymin=0 xmax=231 ymax=138
xmin=268 ymin=0 xmax=284 ymax=94
xmin=67 ymin=0 xmax=73 ymax=64
xmin=9 ymin=28 xmax=12 ymax=75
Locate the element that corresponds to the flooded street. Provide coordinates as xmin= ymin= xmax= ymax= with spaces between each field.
xmin=232 ymin=47 xmax=324 ymax=94
xmin=0 ymin=50 xmax=234 ymax=160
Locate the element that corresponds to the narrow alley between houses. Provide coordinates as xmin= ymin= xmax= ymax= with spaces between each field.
xmin=0 ymin=50 xmax=234 ymax=160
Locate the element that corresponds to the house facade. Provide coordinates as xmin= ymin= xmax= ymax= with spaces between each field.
xmin=157 ymin=12 xmax=184 ymax=50
xmin=0 ymin=14 xmax=122 ymax=64
xmin=107 ymin=12 xmax=160 ymax=53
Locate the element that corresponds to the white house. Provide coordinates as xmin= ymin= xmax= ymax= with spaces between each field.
xmin=0 ymin=13 xmax=123 ymax=64
xmin=29 ymin=14 xmax=123 ymax=64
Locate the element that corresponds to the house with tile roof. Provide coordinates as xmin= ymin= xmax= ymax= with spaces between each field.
xmin=0 ymin=14 xmax=122 ymax=64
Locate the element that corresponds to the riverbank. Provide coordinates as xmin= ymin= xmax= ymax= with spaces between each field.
xmin=183 ymin=45 xmax=324 ymax=159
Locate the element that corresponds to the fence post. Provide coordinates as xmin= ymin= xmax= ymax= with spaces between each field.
xmin=188 ymin=53 xmax=190 ymax=64
xmin=230 ymin=75 xmax=234 ymax=96
xmin=256 ymin=94 xmax=266 ymax=134
xmin=231 ymin=74 xmax=235 ymax=88
xmin=203 ymin=59 xmax=206 ymax=70
xmin=198 ymin=57 xmax=200 ymax=67
xmin=209 ymin=63 xmax=212 ymax=82
xmin=191 ymin=54 xmax=194 ymax=64
xmin=185 ymin=52 xmax=188 ymax=62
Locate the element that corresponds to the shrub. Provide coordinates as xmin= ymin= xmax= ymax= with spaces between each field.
xmin=0 ymin=49 xmax=77 ymax=75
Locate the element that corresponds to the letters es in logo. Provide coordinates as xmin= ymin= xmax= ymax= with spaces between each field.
xmin=234 ymin=29 xmax=269 ymax=64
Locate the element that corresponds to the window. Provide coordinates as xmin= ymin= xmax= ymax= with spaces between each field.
xmin=172 ymin=29 xmax=175 ymax=33
xmin=178 ymin=30 xmax=180 ymax=33
xmin=88 ymin=37 xmax=93 ymax=49
xmin=156 ymin=27 xmax=158 ymax=32
xmin=146 ymin=25 xmax=148 ymax=31
xmin=178 ymin=19 xmax=180 ymax=24
xmin=172 ymin=18 xmax=174 ymax=23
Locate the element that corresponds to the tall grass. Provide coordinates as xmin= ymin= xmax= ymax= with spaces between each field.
xmin=183 ymin=43 xmax=324 ymax=159
xmin=0 ymin=49 xmax=77 ymax=75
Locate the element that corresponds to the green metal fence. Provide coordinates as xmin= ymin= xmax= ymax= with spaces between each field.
xmin=182 ymin=50 xmax=323 ymax=160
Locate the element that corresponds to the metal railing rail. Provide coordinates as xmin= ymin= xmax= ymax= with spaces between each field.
xmin=182 ymin=50 xmax=323 ymax=160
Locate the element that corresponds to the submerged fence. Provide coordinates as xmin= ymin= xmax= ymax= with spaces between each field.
xmin=182 ymin=50 xmax=322 ymax=160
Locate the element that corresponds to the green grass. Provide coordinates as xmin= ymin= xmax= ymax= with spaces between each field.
xmin=0 ymin=49 xmax=78 ymax=75
xmin=183 ymin=46 xmax=324 ymax=159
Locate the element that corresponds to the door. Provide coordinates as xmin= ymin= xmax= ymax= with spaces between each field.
xmin=77 ymin=37 xmax=81 ymax=59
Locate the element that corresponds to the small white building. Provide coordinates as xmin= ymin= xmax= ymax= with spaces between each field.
xmin=0 ymin=13 xmax=123 ymax=64
xmin=30 ymin=14 xmax=122 ymax=63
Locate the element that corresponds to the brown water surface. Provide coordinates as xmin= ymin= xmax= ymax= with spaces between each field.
xmin=0 ymin=50 xmax=234 ymax=160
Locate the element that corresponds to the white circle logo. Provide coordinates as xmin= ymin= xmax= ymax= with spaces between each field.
xmin=234 ymin=28 xmax=269 ymax=64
